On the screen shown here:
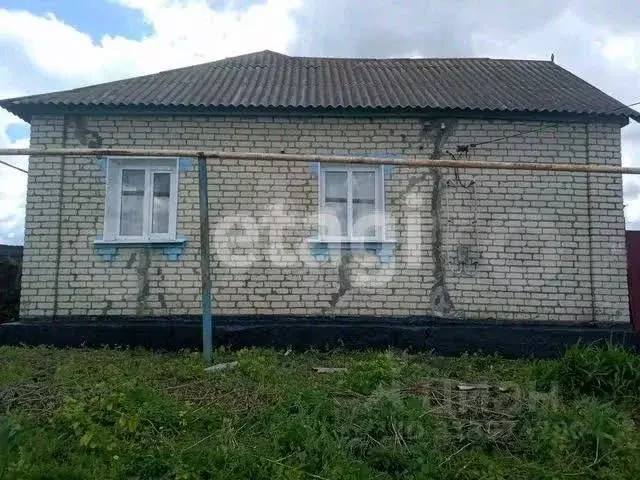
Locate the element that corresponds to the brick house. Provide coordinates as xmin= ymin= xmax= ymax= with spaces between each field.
xmin=2 ymin=51 xmax=639 ymax=347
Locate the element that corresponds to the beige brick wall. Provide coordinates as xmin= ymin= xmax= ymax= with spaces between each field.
xmin=19 ymin=114 xmax=630 ymax=323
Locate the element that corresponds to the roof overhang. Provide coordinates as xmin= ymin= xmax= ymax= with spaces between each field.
xmin=0 ymin=102 xmax=635 ymax=126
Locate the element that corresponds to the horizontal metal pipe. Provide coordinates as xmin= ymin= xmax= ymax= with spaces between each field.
xmin=0 ymin=147 xmax=637 ymax=175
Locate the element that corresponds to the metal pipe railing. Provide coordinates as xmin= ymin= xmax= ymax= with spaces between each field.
xmin=0 ymin=147 xmax=638 ymax=175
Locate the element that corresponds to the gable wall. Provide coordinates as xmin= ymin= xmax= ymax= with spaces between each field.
xmin=19 ymin=114 xmax=629 ymax=323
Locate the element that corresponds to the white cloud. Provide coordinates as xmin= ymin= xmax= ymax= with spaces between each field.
xmin=117 ymin=0 xmax=300 ymax=64
xmin=0 ymin=0 xmax=301 ymax=243
xmin=0 ymin=113 xmax=29 ymax=245
xmin=601 ymin=34 xmax=640 ymax=71
xmin=0 ymin=0 xmax=300 ymax=83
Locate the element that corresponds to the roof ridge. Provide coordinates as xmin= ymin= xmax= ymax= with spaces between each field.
xmin=290 ymin=55 xmax=551 ymax=63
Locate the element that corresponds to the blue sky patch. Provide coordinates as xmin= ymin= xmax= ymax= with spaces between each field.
xmin=1 ymin=0 xmax=152 ymax=41
xmin=5 ymin=123 xmax=30 ymax=142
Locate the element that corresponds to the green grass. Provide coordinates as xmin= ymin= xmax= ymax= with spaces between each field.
xmin=0 ymin=344 xmax=639 ymax=479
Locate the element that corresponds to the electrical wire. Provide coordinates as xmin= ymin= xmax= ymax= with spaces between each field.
xmin=446 ymin=151 xmax=475 ymax=188
xmin=457 ymin=99 xmax=640 ymax=152
xmin=0 ymin=158 xmax=27 ymax=174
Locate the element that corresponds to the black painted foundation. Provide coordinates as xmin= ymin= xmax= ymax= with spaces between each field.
xmin=1 ymin=316 xmax=638 ymax=358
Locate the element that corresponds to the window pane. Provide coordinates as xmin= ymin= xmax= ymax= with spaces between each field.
xmin=119 ymin=169 xmax=145 ymax=236
xmin=324 ymin=171 xmax=347 ymax=200
xmin=352 ymin=171 xmax=375 ymax=201
xmin=352 ymin=171 xmax=377 ymax=237
xmin=353 ymin=203 xmax=377 ymax=238
xmin=324 ymin=201 xmax=347 ymax=237
xmin=324 ymin=171 xmax=347 ymax=237
xmin=152 ymin=173 xmax=171 ymax=234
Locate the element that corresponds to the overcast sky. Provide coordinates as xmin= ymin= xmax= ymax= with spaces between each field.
xmin=1 ymin=0 xmax=639 ymax=244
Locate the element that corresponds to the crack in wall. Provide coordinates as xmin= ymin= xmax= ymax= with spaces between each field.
xmin=71 ymin=116 xmax=103 ymax=148
xmin=136 ymin=248 xmax=151 ymax=315
xmin=158 ymin=293 xmax=167 ymax=314
xmin=101 ymin=300 xmax=112 ymax=316
xmin=330 ymin=254 xmax=353 ymax=308
xmin=427 ymin=120 xmax=457 ymax=314
xmin=394 ymin=119 xmax=457 ymax=315
xmin=126 ymin=253 xmax=137 ymax=269
xmin=429 ymin=169 xmax=453 ymax=313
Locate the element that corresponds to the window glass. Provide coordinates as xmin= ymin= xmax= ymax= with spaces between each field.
xmin=352 ymin=171 xmax=376 ymax=238
xmin=152 ymin=172 xmax=171 ymax=234
xmin=119 ymin=169 xmax=145 ymax=236
xmin=106 ymin=159 xmax=179 ymax=242
xmin=324 ymin=171 xmax=348 ymax=237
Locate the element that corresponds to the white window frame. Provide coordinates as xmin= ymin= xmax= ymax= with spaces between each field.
xmin=103 ymin=157 xmax=179 ymax=242
xmin=318 ymin=164 xmax=385 ymax=242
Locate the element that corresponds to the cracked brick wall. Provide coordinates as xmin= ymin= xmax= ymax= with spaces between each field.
xmin=19 ymin=114 xmax=630 ymax=323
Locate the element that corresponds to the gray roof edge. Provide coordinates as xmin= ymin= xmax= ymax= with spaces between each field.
xmin=2 ymin=103 xmax=634 ymax=126
xmin=548 ymin=62 xmax=640 ymax=122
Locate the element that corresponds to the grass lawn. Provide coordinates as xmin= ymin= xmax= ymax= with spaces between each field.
xmin=1 ymin=344 xmax=639 ymax=479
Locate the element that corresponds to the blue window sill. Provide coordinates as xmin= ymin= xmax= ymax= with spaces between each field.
xmin=94 ymin=237 xmax=187 ymax=262
xmin=308 ymin=239 xmax=397 ymax=263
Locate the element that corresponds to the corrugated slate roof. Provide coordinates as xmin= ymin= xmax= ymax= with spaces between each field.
xmin=2 ymin=50 xmax=638 ymax=121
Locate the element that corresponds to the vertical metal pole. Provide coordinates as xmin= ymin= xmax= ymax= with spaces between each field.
xmin=197 ymin=153 xmax=213 ymax=363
